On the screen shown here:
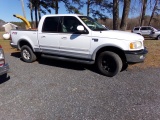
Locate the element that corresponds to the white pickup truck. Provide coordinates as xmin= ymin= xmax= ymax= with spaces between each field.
xmin=10 ymin=14 xmax=147 ymax=77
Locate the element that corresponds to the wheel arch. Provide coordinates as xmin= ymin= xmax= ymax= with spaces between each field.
xmin=92 ymin=45 xmax=127 ymax=63
xmin=18 ymin=39 xmax=34 ymax=51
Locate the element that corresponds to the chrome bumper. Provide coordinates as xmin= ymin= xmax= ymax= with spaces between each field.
xmin=0 ymin=64 xmax=9 ymax=76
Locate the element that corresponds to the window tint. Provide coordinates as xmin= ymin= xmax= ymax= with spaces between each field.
xmin=42 ymin=17 xmax=61 ymax=32
xmin=134 ymin=27 xmax=139 ymax=30
xmin=146 ymin=27 xmax=152 ymax=30
xmin=62 ymin=16 xmax=88 ymax=33
xmin=140 ymin=27 xmax=148 ymax=30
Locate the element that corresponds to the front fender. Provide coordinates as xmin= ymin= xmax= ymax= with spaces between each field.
xmin=91 ymin=44 xmax=124 ymax=60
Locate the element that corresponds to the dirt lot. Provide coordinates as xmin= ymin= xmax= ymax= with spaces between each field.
xmin=0 ymin=31 xmax=160 ymax=68
xmin=0 ymin=32 xmax=17 ymax=53
xmin=1 ymin=31 xmax=160 ymax=120
xmin=1 ymin=53 xmax=160 ymax=120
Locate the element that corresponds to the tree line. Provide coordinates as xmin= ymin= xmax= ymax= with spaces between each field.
xmin=21 ymin=0 xmax=160 ymax=30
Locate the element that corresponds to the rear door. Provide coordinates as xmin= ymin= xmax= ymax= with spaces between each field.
xmin=38 ymin=16 xmax=62 ymax=54
xmin=140 ymin=27 xmax=151 ymax=35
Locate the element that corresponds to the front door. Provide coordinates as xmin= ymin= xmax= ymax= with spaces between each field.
xmin=140 ymin=27 xmax=152 ymax=36
xmin=59 ymin=16 xmax=91 ymax=59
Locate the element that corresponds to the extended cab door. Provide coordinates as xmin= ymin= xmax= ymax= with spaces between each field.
xmin=38 ymin=16 xmax=61 ymax=54
xmin=59 ymin=16 xmax=91 ymax=59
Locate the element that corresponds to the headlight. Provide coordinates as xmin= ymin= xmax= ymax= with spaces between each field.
xmin=130 ymin=41 xmax=142 ymax=49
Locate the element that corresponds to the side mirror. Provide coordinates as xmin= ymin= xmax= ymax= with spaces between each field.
xmin=77 ymin=25 xmax=84 ymax=31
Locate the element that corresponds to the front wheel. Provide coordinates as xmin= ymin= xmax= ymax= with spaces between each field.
xmin=21 ymin=45 xmax=37 ymax=63
xmin=96 ymin=51 xmax=122 ymax=77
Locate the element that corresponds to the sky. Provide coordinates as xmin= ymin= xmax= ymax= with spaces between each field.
xmin=0 ymin=0 xmax=153 ymax=22
xmin=0 ymin=0 xmax=74 ymax=22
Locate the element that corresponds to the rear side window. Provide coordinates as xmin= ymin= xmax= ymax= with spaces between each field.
xmin=42 ymin=17 xmax=61 ymax=32
xmin=140 ymin=27 xmax=148 ymax=30
xmin=134 ymin=27 xmax=139 ymax=30
xmin=146 ymin=27 xmax=152 ymax=30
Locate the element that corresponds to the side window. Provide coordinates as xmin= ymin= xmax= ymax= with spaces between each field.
xmin=147 ymin=27 xmax=152 ymax=30
xmin=140 ymin=27 xmax=147 ymax=30
xmin=62 ymin=16 xmax=88 ymax=34
xmin=42 ymin=17 xmax=61 ymax=32
xmin=134 ymin=27 xmax=139 ymax=30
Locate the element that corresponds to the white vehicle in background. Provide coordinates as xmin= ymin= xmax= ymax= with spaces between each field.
xmin=132 ymin=26 xmax=158 ymax=37
xmin=10 ymin=14 xmax=148 ymax=77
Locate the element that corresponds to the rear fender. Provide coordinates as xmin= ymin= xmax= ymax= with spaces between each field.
xmin=18 ymin=39 xmax=35 ymax=52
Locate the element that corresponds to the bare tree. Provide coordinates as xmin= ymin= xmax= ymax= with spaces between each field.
xmin=55 ymin=0 xmax=58 ymax=14
xmin=34 ymin=0 xmax=38 ymax=28
xmin=87 ymin=0 xmax=90 ymax=16
xmin=113 ymin=0 xmax=119 ymax=30
xmin=37 ymin=0 xmax=41 ymax=21
xmin=29 ymin=0 xmax=34 ymax=28
xmin=120 ymin=0 xmax=131 ymax=30
xmin=140 ymin=0 xmax=147 ymax=26
xmin=148 ymin=0 xmax=159 ymax=25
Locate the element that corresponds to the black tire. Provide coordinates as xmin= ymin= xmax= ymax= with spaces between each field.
xmin=21 ymin=45 xmax=37 ymax=63
xmin=157 ymin=35 xmax=160 ymax=40
xmin=0 ymin=73 xmax=7 ymax=79
xmin=96 ymin=51 xmax=122 ymax=77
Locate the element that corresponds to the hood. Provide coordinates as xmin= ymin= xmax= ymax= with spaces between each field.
xmin=92 ymin=30 xmax=144 ymax=41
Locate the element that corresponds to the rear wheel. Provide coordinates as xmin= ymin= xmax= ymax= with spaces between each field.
xmin=96 ymin=51 xmax=122 ymax=77
xmin=21 ymin=45 xmax=37 ymax=63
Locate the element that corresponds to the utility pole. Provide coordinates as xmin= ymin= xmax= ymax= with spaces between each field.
xmin=20 ymin=0 xmax=26 ymax=18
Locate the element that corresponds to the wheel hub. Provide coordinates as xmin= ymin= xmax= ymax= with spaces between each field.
xmin=23 ymin=49 xmax=30 ymax=60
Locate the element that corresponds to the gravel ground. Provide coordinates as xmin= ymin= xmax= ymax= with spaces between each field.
xmin=0 ymin=53 xmax=160 ymax=120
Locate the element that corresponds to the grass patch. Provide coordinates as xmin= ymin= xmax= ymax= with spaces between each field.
xmin=0 ymin=31 xmax=160 ymax=68
xmin=130 ymin=40 xmax=160 ymax=69
xmin=0 ymin=32 xmax=17 ymax=53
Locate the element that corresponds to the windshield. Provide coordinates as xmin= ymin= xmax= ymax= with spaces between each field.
xmin=79 ymin=16 xmax=108 ymax=31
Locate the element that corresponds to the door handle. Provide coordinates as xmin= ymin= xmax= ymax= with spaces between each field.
xmin=61 ymin=37 xmax=67 ymax=39
xmin=41 ymin=36 xmax=46 ymax=38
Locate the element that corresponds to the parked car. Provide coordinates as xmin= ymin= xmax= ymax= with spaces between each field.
xmin=132 ymin=26 xmax=158 ymax=37
xmin=0 ymin=45 xmax=9 ymax=77
xmin=149 ymin=30 xmax=160 ymax=40
xmin=10 ymin=14 xmax=147 ymax=77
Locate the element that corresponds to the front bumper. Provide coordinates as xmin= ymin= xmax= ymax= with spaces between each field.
xmin=0 ymin=64 xmax=9 ymax=76
xmin=125 ymin=48 xmax=148 ymax=63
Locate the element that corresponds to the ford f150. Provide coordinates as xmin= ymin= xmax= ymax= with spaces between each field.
xmin=10 ymin=14 xmax=148 ymax=77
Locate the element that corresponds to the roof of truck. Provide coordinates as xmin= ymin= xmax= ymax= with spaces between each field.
xmin=42 ymin=14 xmax=85 ymax=17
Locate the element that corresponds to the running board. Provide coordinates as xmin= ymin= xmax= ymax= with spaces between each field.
xmin=41 ymin=54 xmax=95 ymax=64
